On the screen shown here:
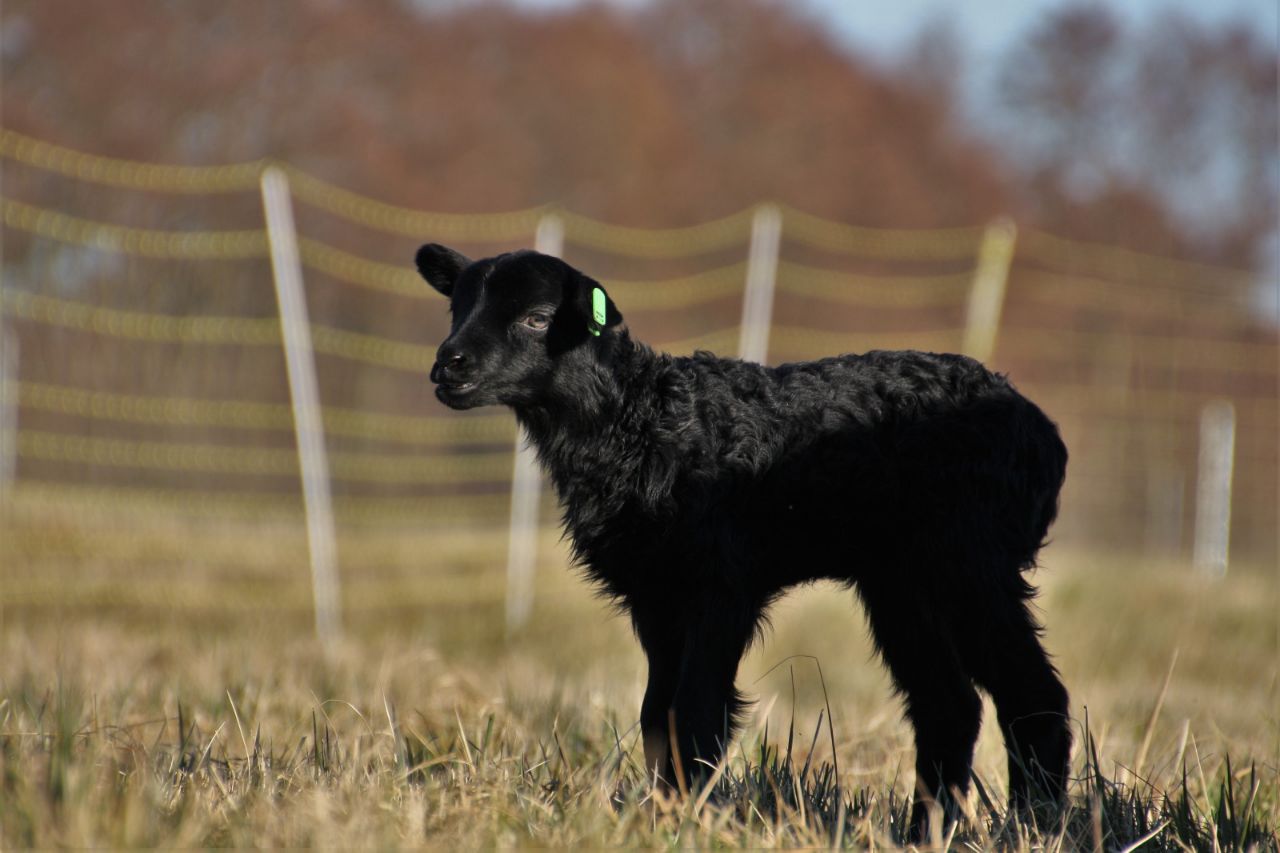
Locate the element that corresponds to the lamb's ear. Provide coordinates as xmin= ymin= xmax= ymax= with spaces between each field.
xmin=566 ymin=266 xmax=623 ymax=336
xmin=415 ymin=244 xmax=472 ymax=297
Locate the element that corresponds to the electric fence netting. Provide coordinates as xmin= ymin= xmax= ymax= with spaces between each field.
xmin=1 ymin=130 xmax=1274 ymax=640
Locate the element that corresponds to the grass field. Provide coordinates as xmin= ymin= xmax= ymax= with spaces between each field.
xmin=2 ymin=493 xmax=1278 ymax=848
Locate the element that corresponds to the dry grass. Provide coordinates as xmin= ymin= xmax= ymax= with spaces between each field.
xmin=1 ymin=491 xmax=1278 ymax=848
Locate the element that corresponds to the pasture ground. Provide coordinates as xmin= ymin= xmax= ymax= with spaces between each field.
xmin=1 ymin=495 xmax=1277 ymax=848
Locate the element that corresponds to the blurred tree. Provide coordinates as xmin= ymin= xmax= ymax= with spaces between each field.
xmin=0 ymin=0 xmax=1006 ymax=230
xmin=0 ymin=0 xmax=1272 ymax=267
xmin=997 ymin=4 xmax=1124 ymax=197
xmin=897 ymin=15 xmax=966 ymax=124
xmin=1130 ymin=16 xmax=1278 ymax=264
xmin=994 ymin=3 xmax=1278 ymax=267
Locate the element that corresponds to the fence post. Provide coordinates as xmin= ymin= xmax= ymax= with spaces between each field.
xmin=1193 ymin=400 xmax=1236 ymax=577
xmin=0 ymin=133 xmax=7 ymax=498
xmin=738 ymin=204 xmax=782 ymax=364
xmin=504 ymin=213 xmax=564 ymax=636
xmin=0 ymin=322 xmax=15 ymax=495
xmin=261 ymin=166 xmax=341 ymax=647
xmin=962 ymin=217 xmax=1017 ymax=364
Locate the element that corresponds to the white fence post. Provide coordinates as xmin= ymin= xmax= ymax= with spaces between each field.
xmin=962 ymin=217 xmax=1017 ymax=364
xmin=504 ymin=214 xmax=564 ymax=636
xmin=1193 ymin=399 xmax=1236 ymax=577
xmin=738 ymin=204 xmax=782 ymax=364
xmin=0 ymin=324 xmax=16 ymax=496
xmin=261 ymin=166 xmax=341 ymax=646
xmin=0 ymin=123 xmax=8 ymax=500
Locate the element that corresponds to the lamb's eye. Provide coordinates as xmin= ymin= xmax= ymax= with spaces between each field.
xmin=520 ymin=312 xmax=551 ymax=331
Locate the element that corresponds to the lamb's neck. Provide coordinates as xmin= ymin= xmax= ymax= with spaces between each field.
xmin=513 ymin=336 xmax=667 ymax=506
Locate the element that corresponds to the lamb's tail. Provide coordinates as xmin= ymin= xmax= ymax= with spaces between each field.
xmin=1022 ymin=404 xmax=1069 ymax=569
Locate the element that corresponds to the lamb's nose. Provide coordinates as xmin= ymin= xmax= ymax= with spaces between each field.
xmin=431 ymin=345 xmax=468 ymax=382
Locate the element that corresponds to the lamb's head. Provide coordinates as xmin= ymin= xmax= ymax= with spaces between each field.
xmin=416 ymin=244 xmax=624 ymax=410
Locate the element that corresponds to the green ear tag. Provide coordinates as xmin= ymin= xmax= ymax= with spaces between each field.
xmin=589 ymin=287 xmax=607 ymax=336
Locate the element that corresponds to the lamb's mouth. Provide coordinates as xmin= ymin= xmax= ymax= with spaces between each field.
xmin=435 ymin=379 xmax=479 ymax=404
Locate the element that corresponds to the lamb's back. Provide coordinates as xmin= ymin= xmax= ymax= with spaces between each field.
xmin=668 ymin=349 xmax=1013 ymax=448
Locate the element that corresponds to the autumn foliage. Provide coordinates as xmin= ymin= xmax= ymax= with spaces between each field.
xmin=3 ymin=0 xmax=1272 ymax=265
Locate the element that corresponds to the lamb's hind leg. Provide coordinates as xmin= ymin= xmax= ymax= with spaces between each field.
xmin=858 ymin=578 xmax=982 ymax=842
xmin=956 ymin=576 xmax=1071 ymax=823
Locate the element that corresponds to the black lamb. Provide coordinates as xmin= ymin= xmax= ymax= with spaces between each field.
xmin=415 ymin=244 xmax=1072 ymax=837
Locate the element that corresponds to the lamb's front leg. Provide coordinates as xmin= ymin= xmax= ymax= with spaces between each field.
xmin=634 ymin=608 xmax=683 ymax=786
xmin=665 ymin=597 xmax=756 ymax=789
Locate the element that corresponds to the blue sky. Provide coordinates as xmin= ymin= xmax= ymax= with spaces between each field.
xmin=804 ymin=0 xmax=1276 ymax=297
xmin=513 ymin=0 xmax=1278 ymax=61
xmin=797 ymin=0 xmax=1276 ymax=61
